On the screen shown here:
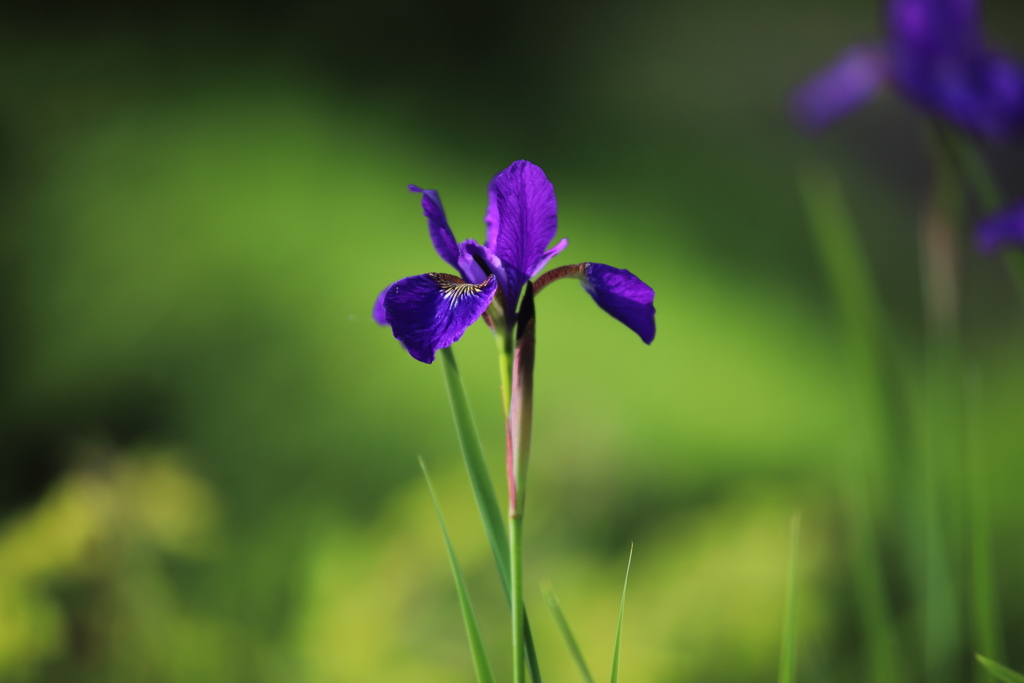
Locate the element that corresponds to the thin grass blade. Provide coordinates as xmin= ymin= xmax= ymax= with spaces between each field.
xmin=778 ymin=514 xmax=801 ymax=683
xmin=542 ymin=582 xmax=595 ymax=683
xmin=609 ymin=544 xmax=633 ymax=683
xmin=439 ymin=346 xmax=543 ymax=682
xmin=967 ymin=374 xmax=1005 ymax=681
xmin=977 ymin=656 xmax=1024 ymax=683
xmin=419 ymin=457 xmax=495 ymax=683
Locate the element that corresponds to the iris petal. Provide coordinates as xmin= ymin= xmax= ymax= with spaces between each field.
xmin=581 ymin=264 xmax=656 ymax=345
xmin=791 ymin=44 xmax=889 ymax=131
xmin=533 ymin=238 xmax=569 ymax=276
xmin=383 ymin=273 xmax=497 ymax=363
xmin=484 ymin=160 xmax=561 ymax=309
xmin=887 ymin=0 xmax=981 ymax=54
xmin=895 ymin=49 xmax=1024 ymax=138
xmin=409 ymin=185 xmax=462 ymax=271
xmin=975 ymin=201 xmax=1024 ymax=254
xmin=535 ymin=263 xmax=656 ymax=344
xmin=885 ymin=0 xmax=1024 ymax=138
xmin=372 ymin=283 xmax=393 ymax=326
xmin=458 ymin=239 xmax=501 ymax=286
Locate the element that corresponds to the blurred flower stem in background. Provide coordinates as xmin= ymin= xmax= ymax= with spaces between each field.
xmin=793 ymin=0 xmax=1024 ymax=679
xmin=798 ymin=165 xmax=903 ymax=683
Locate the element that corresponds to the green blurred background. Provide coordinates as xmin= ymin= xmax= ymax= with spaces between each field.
xmin=2 ymin=0 xmax=1024 ymax=680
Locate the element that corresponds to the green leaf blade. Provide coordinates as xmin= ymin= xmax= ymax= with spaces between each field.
xmin=609 ymin=544 xmax=633 ymax=683
xmin=778 ymin=514 xmax=801 ymax=683
xmin=439 ymin=346 xmax=543 ymax=683
xmin=542 ymin=582 xmax=595 ymax=683
xmin=440 ymin=346 xmax=510 ymax=588
xmin=419 ymin=457 xmax=495 ymax=683
xmin=977 ymin=656 xmax=1024 ymax=683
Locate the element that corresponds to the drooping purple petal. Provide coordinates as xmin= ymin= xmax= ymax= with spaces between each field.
xmin=484 ymin=160 xmax=560 ymax=308
xmin=382 ymin=273 xmax=497 ymax=363
xmin=372 ymin=283 xmax=392 ymax=325
xmin=409 ymin=185 xmax=461 ymax=271
xmin=975 ymin=201 xmax=1024 ymax=253
xmin=791 ymin=44 xmax=889 ymax=131
xmin=535 ymin=263 xmax=656 ymax=344
xmin=582 ymin=264 xmax=656 ymax=344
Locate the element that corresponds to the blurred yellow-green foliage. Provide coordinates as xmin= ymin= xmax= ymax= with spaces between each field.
xmin=2 ymin=0 xmax=1024 ymax=681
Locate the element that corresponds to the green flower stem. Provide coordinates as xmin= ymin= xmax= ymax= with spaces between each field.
xmin=935 ymin=126 xmax=1000 ymax=212
xmin=920 ymin=124 xmax=967 ymax=683
xmin=967 ymin=376 xmax=1005 ymax=683
xmin=935 ymin=128 xmax=1009 ymax=679
xmin=919 ymin=319 xmax=964 ymax=683
xmin=511 ymin=514 xmax=526 ymax=683
xmin=936 ymin=125 xmax=1024 ymax=300
xmin=509 ymin=285 xmax=536 ymax=683
xmin=440 ymin=345 xmax=544 ymax=682
xmin=497 ymin=330 xmax=514 ymax=417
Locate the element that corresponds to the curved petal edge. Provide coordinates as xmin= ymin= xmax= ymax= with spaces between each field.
xmin=485 ymin=160 xmax=559 ymax=302
xmin=581 ymin=263 xmax=656 ymax=344
xmin=409 ymin=185 xmax=462 ymax=271
xmin=372 ymin=283 xmax=393 ymax=326
xmin=383 ymin=273 xmax=497 ymax=363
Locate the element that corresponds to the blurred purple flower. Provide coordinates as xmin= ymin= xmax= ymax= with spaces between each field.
xmin=374 ymin=160 xmax=656 ymax=363
xmin=791 ymin=0 xmax=1024 ymax=138
xmin=975 ymin=200 xmax=1024 ymax=253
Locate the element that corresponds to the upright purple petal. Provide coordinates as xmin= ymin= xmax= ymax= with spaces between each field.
xmin=409 ymin=185 xmax=461 ymax=271
xmin=484 ymin=161 xmax=561 ymax=308
xmin=975 ymin=201 xmax=1024 ymax=253
xmin=383 ymin=273 xmax=497 ymax=363
xmin=887 ymin=0 xmax=981 ymax=55
xmin=581 ymin=264 xmax=656 ymax=344
xmin=791 ymin=44 xmax=889 ymax=131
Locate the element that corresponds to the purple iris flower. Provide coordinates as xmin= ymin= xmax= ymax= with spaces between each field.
xmin=791 ymin=0 xmax=1024 ymax=139
xmin=374 ymin=160 xmax=656 ymax=363
xmin=975 ymin=200 xmax=1024 ymax=253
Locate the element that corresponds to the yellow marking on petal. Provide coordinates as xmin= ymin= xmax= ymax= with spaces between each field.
xmin=428 ymin=273 xmax=491 ymax=307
